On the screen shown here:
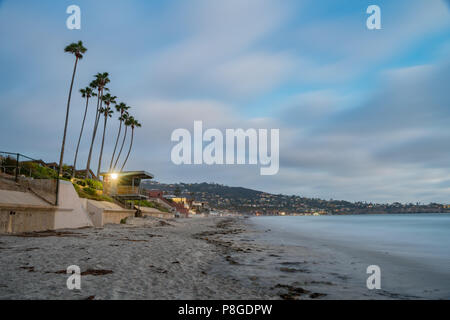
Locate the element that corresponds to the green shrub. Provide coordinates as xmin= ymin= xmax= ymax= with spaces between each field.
xmin=98 ymin=194 xmax=114 ymax=202
xmin=120 ymin=217 xmax=128 ymax=224
xmin=76 ymin=180 xmax=86 ymax=186
xmin=1 ymin=156 xmax=17 ymax=175
xmin=72 ymin=183 xmax=114 ymax=203
xmin=20 ymin=162 xmax=58 ymax=179
xmin=84 ymin=187 xmax=97 ymax=196
xmin=85 ymin=178 xmax=103 ymax=190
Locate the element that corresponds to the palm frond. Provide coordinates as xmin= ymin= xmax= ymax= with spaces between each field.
xmin=64 ymin=41 xmax=87 ymax=59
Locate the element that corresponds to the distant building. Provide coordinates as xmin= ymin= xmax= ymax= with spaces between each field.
xmin=73 ymin=169 xmax=96 ymax=180
xmin=144 ymin=190 xmax=189 ymax=217
xmin=191 ymin=201 xmax=210 ymax=214
xmin=147 ymin=189 xmax=163 ymax=198
xmin=45 ymin=162 xmax=59 ymax=171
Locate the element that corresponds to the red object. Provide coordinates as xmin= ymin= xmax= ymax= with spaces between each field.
xmin=146 ymin=189 xmax=189 ymax=217
xmin=147 ymin=190 xmax=163 ymax=198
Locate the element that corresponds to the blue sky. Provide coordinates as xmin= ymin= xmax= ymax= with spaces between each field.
xmin=0 ymin=0 xmax=449 ymax=203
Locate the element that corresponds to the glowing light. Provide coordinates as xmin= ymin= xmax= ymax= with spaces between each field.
xmin=110 ymin=173 xmax=118 ymax=180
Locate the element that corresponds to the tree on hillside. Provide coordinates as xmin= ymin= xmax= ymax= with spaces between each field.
xmin=174 ymin=186 xmax=181 ymax=197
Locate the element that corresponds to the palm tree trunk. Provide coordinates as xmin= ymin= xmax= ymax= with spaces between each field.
xmin=58 ymin=57 xmax=78 ymax=177
xmin=121 ymin=128 xmax=134 ymax=172
xmin=96 ymin=115 xmax=108 ymax=178
xmin=109 ymin=119 xmax=122 ymax=171
xmin=72 ymin=96 xmax=89 ymax=178
xmin=113 ymin=125 xmax=128 ymax=171
xmin=85 ymin=89 xmax=103 ymax=179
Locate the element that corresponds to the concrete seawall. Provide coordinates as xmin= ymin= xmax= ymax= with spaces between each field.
xmin=139 ymin=206 xmax=175 ymax=219
xmin=86 ymin=200 xmax=135 ymax=227
xmin=0 ymin=189 xmax=56 ymax=233
xmin=0 ymin=206 xmax=56 ymax=233
xmin=0 ymin=181 xmax=93 ymax=233
xmin=54 ymin=180 xmax=93 ymax=229
xmin=0 ymin=180 xmax=172 ymax=233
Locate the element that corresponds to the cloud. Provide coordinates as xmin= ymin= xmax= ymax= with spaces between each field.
xmin=289 ymin=0 xmax=450 ymax=84
xmin=323 ymin=62 xmax=450 ymax=136
xmin=274 ymin=56 xmax=450 ymax=202
xmin=278 ymin=90 xmax=352 ymax=128
xmin=140 ymin=0 xmax=295 ymax=100
xmin=207 ymin=52 xmax=296 ymax=98
xmin=0 ymin=0 xmax=449 ymax=203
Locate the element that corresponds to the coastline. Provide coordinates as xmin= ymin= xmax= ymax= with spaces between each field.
xmin=0 ymin=215 xmax=447 ymax=300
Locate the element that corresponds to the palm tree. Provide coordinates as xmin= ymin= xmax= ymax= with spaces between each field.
xmin=96 ymin=93 xmax=116 ymax=177
xmin=72 ymin=87 xmax=97 ymax=178
xmin=85 ymin=72 xmax=110 ymax=179
xmin=96 ymin=105 xmax=114 ymax=178
xmin=89 ymin=79 xmax=101 ymax=125
xmin=113 ymin=112 xmax=130 ymax=171
xmin=83 ymin=79 xmax=100 ymax=177
xmin=58 ymin=41 xmax=87 ymax=177
xmin=109 ymin=102 xmax=130 ymax=172
xmin=121 ymin=117 xmax=141 ymax=172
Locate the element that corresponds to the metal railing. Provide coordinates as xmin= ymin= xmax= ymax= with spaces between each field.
xmin=0 ymin=151 xmax=59 ymax=205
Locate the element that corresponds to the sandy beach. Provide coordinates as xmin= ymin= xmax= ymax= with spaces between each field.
xmin=0 ymin=216 xmax=442 ymax=300
xmin=0 ymin=216 xmax=268 ymax=299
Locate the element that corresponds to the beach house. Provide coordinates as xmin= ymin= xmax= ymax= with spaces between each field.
xmin=100 ymin=171 xmax=153 ymax=201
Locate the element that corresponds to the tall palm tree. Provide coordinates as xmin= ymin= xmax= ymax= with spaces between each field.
xmin=109 ymin=102 xmax=130 ymax=172
xmin=113 ymin=112 xmax=130 ymax=171
xmin=96 ymin=105 xmax=114 ymax=178
xmin=96 ymin=94 xmax=116 ymax=177
xmin=121 ymin=117 xmax=141 ymax=172
xmin=85 ymin=72 xmax=110 ymax=179
xmin=72 ymin=87 xmax=97 ymax=178
xmin=58 ymin=41 xmax=87 ymax=177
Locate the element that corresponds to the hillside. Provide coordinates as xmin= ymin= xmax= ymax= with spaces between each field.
xmin=141 ymin=181 xmax=450 ymax=215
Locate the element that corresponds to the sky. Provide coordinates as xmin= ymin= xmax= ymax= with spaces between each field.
xmin=0 ymin=0 xmax=449 ymax=203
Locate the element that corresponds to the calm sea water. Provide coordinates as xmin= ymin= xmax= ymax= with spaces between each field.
xmin=249 ymin=214 xmax=450 ymax=298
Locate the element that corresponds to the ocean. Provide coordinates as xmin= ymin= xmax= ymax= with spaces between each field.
xmin=248 ymin=214 xmax=450 ymax=299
